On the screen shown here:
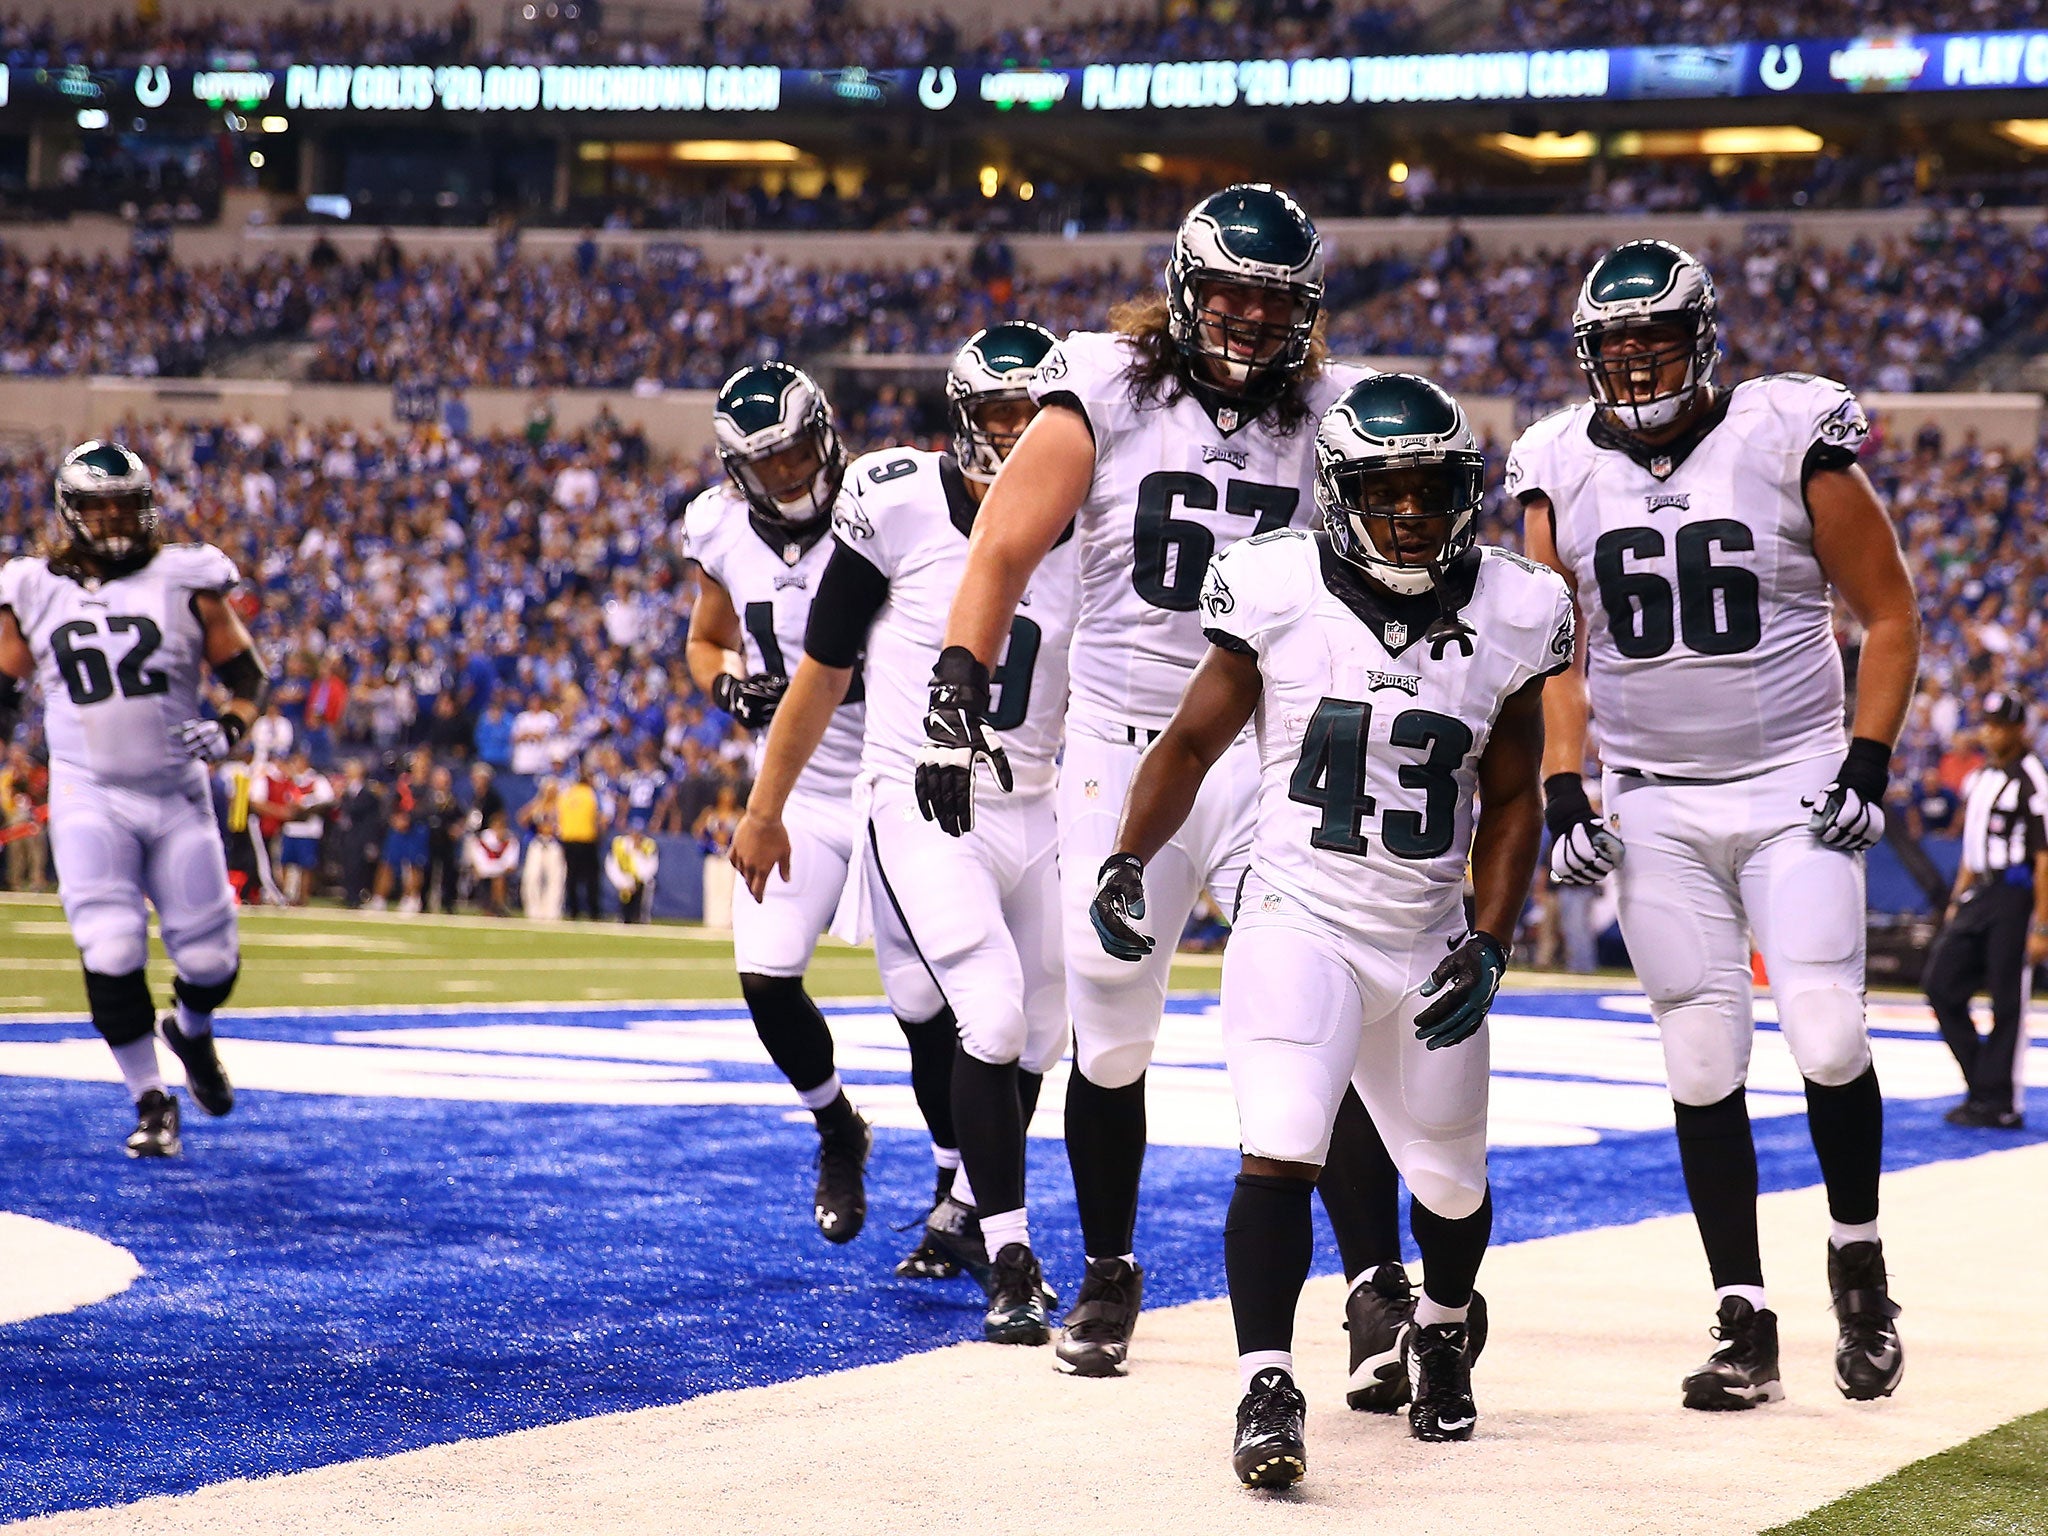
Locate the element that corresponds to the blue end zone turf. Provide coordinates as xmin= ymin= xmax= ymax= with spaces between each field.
xmin=0 ymin=994 xmax=2035 ymax=1522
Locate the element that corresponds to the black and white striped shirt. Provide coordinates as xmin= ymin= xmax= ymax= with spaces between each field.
xmin=1958 ymin=752 xmax=2048 ymax=877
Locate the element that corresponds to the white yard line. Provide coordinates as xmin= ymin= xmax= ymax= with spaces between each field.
xmin=15 ymin=1143 xmax=2046 ymax=1536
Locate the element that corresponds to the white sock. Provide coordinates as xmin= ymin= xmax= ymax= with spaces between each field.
xmin=1716 ymin=1283 xmax=1769 ymax=1313
xmin=1415 ymin=1295 xmax=1470 ymax=1329
xmin=1239 ymin=1350 xmax=1294 ymax=1392
xmin=981 ymin=1206 xmax=1030 ymax=1257
xmin=1349 ymin=1263 xmax=1392 ymax=1297
xmin=174 ymin=1000 xmax=213 ymax=1040
xmin=1829 ymin=1219 xmax=1880 ymax=1249
xmin=795 ymin=1072 xmax=843 ymax=1112
xmin=952 ymin=1166 xmax=977 ymax=1209
xmin=111 ymin=1037 xmax=166 ymax=1101
xmin=1087 ymin=1253 xmax=1138 ymax=1269
xmin=933 ymin=1144 xmax=961 ymax=1171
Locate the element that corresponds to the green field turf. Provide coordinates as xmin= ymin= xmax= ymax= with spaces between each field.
xmin=0 ymin=894 xmax=1227 ymax=1014
xmin=1765 ymin=1408 xmax=2048 ymax=1535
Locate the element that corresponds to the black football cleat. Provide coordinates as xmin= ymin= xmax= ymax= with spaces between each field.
xmin=812 ymin=1111 xmax=872 ymax=1244
xmin=1233 ymin=1368 xmax=1308 ymax=1489
xmin=1406 ymin=1320 xmax=1480 ymax=1441
xmin=917 ymin=1192 xmax=991 ymax=1288
xmin=1829 ymin=1241 xmax=1904 ymax=1402
xmin=125 ymin=1089 xmax=182 ymax=1159
xmin=1054 ymin=1256 xmax=1143 ymax=1377
xmin=1682 ymin=1296 xmax=1784 ymax=1411
xmin=896 ymin=1172 xmax=967 ymax=1279
xmin=1345 ymin=1261 xmax=1415 ymax=1410
xmin=983 ymin=1243 xmax=1051 ymax=1346
xmin=159 ymin=1016 xmax=234 ymax=1117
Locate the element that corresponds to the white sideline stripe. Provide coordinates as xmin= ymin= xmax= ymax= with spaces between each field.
xmin=0 ymin=1214 xmax=140 ymax=1327
xmin=17 ymin=1143 xmax=2048 ymax=1536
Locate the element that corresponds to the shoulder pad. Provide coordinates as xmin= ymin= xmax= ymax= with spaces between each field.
xmin=1201 ymin=528 xmax=1317 ymax=651
xmin=1029 ymin=331 xmax=1131 ymax=407
xmin=160 ymin=542 xmax=242 ymax=594
xmin=1503 ymin=403 xmax=1591 ymax=500
xmin=1475 ymin=546 xmax=1576 ymax=678
xmin=1739 ymin=374 xmax=1869 ymax=460
xmin=681 ymin=485 xmax=739 ymax=554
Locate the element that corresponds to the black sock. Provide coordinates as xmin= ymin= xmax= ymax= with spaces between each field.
xmin=813 ymin=1091 xmax=858 ymax=1138
xmin=1674 ymin=1088 xmax=1763 ymax=1288
xmin=1804 ymin=1066 xmax=1883 ymax=1227
xmin=1317 ymin=1087 xmax=1403 ymax=1280
xmin=739 ymin=973 xmax=835 ymax=1094
xmin=1411 ymin=1185 xmax=1493 ymax=1308
xmin=1225 ymin=1173 xmax=1316 ymax=1356
xmin=1065 ymin=1070 xmax=1147 ymax=1257
xmin=953 ymin=1051 xmax=1025 ymax=1216
xmin=1019 ymin=1068 xmax=1044 ymax=1130
xmin=896 ymin=1006 xmax=958 ymax=1153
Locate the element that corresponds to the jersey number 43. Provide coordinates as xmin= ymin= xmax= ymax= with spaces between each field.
xmin=1288 ymin=697 xmax=1472 ymax=861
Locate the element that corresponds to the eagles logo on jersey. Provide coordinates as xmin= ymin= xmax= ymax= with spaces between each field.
xmin=1314 ymin=374 xmax=1484 ymax=599
xmin=54 ymin=441 xmax=159 ymax=573
xmin=714 ymin=362 xmax=847 ymax=537
xmin=1572 ymin=239 xmax=1720 ymax=435
xmin=1166 ymin=183 xmax=1325 ymax=405
xmin=948 ymin=322 xmax=1058 ymax=483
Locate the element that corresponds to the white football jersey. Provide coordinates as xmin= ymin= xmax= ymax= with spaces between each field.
xmin=1506 ymin=374 xmax=1864 ymax=780
xmin=832 ymin=447 xmax=1076 ymax=789
xmin=0 ymin=543 xmax=239 ymax=791
xmin=1199 ymin=531 xmax=1574 ymax=938
xmin=683 ymin=483 xmax=865 ymax=800
xmin=1031 ymin=330 xmax=1371 ymax=731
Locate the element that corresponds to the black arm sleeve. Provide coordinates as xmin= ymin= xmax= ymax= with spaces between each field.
xmin=1801 ymin=440 xmax=1859 ymax=486
xmin=1202 ymin=628 xmax=1256 ymax=657
xmin=213 ymin=648 xmax=271 ymax=705
xmin=803 ymin=539 xmax=891 ymax=669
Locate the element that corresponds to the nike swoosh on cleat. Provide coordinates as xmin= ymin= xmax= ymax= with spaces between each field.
xmin=1864 ymin=1345 xmax=1900 ymax=1372
xmin=1434 ymin=1415 xmax=1474 ymax=1432
xmin=1349 ymin=1335 xmax=1405 ymax=1386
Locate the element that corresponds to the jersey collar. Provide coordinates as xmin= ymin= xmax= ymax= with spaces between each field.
xmin=1316 ymin=535 xmax=1479 ymax=659
xmin=747 ymin=510 xmax=831 ymax=566
xmin=1586 ymin=387 xmax=1733 ymax=481
xmin=939 ymin=454 xmax=980 ymax=540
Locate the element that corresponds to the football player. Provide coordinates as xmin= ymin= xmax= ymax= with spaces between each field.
xmin=934 ymin=184 xmax=1408 ymax=1389
xmin=733 ymin=323 xmax=1077 ymax=1343
xmin=1098 ymin=375 xmax=1567 ymax=1482
xmin=684 ymin=363 xmax=908 ymax=1246
xmin=0 ymin=442 xmax=260 ymax=1156
xmin=1511 ymin=239 xmax=1922 ymax=1409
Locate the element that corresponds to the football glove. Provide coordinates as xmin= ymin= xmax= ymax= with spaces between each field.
xmin=915 ymin=646 xmax=1011 ymax=838
xmin=173 ymin=712 xmax=247 ymax=764
xmin=712 ymin=670 xmax=788 ymax=731
xmin=1544 ymin=772 xmax=1623 ymax=885
xmin=1802 ymin=737 xmax=1891 ymax=853
xmin=1414 ymin=931 xmax=1509 ymax=1051
xmin=1090 ymin=853 xmax=1154 ymax=963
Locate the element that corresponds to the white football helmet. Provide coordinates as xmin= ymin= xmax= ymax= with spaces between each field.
xmin=946 ymin=321 xmax=1057 ymax=483
xmin=713 ymin=362 xmax=845 ymax=532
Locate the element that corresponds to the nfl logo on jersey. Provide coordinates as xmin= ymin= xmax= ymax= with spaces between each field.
xmin=1384 ymin=620 xmax=1409 ymax=648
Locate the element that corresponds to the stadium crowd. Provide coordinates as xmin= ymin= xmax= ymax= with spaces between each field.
xmin=2 ymin=213 xmax=2040 ymax=405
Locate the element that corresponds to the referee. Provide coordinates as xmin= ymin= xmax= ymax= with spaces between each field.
xmin=1923 ymin=691 xmax=2047 ymax=1129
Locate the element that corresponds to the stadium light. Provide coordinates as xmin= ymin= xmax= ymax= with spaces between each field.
xmin=979 ymin=164 xmax=1000 ymax=197
xmin=75 ymin=108 xmax=108 ymax=129
xmin=1388 ymin=160 xmax=1409 ymax=183
xmin=1612 ymin=126 xmax=1824 ymax=157
xmin=249 ymin=151 xmax=266 ymax=168
xmin=1019 ymin=181 xmax=1035 ymax=201
xmin=1995 ymin=120 xmax=2048 ymax=150
xmin=668 ymin=140 xmax=804 ymax=162
xmin=260 ymin=115 xmax=289 ymax=134
xmin=1483 ymin=132 xmax=1597 ymax=162
xmin=1123 ymin=152 xmax=1164 ymax=174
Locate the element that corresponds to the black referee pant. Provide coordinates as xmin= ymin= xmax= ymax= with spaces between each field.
xmin=1924 ymin=881 xmax=2032 ymax=1116
xmin=562 ymin=839 xmax=603 ymax=919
